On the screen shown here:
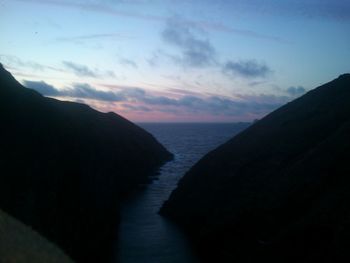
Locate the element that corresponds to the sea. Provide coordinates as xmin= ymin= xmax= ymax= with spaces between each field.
xmin=114 ymin=123 xmax=250 ymax=263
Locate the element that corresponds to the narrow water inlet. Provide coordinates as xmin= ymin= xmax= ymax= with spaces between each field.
xmin=115 ymin=123 xmax=249 ymax=263
xmin=115 ymin=157 xmax=199 ymax=263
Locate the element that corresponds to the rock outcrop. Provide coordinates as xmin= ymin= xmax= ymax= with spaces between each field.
xmin=0 ymin=64 xmax=172 ymax=262
xmin=161 ymin=74 xmax=350 ymax=262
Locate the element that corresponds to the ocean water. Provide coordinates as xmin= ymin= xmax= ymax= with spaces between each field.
xmin=115 ymin=123 xmax=249 ymax=263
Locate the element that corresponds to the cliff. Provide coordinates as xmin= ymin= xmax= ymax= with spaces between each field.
xmin=0 ymin=63 xmax=172 ymax=262
xmin=161 ymin=74 xmax=350 ymax=262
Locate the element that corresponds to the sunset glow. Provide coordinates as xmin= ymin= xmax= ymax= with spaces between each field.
xmin=1 ymin=0 xmax=349 ymax=122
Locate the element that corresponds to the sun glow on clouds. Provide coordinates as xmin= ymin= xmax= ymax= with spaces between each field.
xmin=1 ymin=0 xmax=349 ymax=122
xmin=21 ymin=78 xmax=297 ymax=122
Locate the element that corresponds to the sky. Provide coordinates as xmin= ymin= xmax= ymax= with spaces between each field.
xmin=1 ymin=0 xmax=349 ymax=122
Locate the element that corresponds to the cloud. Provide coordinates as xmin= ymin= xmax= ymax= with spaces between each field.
xmin=146 ymin=49 xmax=177 ymax=67
xmin=105 ymin=70 xmax=117 ymax=78
xmin=161 ymin=18 xmax=216 ymax=67
xmin=286 ymin=86 xmax=306 ymax=96
xmin=0 ymin=54 xmax=62 ymax=72
xmin=235 ymin=93 xmax=290 ymax=106
xmin=120 ymin=87 xmax=146 ymax=99
xmin=159 ymin=19 xmax=274 ymax=75
xmin=62 ymin=61 xmax=98 ymax=77
xmin=248 ymin=80 xmax=268 ymax=87
xmin=119 ymin=58 xmax=138 ymax=68
xmin=223 ymin=60 xmax=272 ymax=78
xmin=23 ymin=80 xmax=61 ymax=96
xmin=23 ymin=80 xmax=124 ymax=101
xmin=136 ymin=93 xmax=285 ymax=116
xmin=62 ymin=61 xmax=116 ymax=78
xmin=56 ymin=33 xmax=133 ymax=42
xmin=24 ymin=79 xmax=292 ymax=118
xmin=14 ymin=0 xmax=285 ymax=42
xmin=146 ymin=51 xmax=161 ymax=67
xmin=66 ymin=83 xmax=125 ymax=101
xmin=1 ymin=55 xmax=115 ymax=79
xmin=23 ymin=79 xmax=145 ymax=103
xmin=167 ymin=88 xmax=200 ymax=96
xmin=121 ymin=103 xmax=151 ymax=112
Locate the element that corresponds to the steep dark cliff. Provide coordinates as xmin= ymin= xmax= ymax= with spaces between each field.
xmin=161 ymin=74 xmax=350 ymax=262
xmin=0 ymin=64 xmax=172 ymax=262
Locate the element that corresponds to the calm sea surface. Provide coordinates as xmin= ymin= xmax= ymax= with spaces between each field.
xmin=115 ymin=123 xmax=249 ymax=263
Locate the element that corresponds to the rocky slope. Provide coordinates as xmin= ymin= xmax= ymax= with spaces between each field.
xmin=161 ymin=74 xmax=350 ymax=262
xmin=0 ymin=209 xmax=74 ymax=263
xmin=0 ymin=64 xmax=172 ymax=262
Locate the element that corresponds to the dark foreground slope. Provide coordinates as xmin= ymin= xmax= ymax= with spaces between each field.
xmin=0 ymin=64 xmax=172 ymax=262
xmin=0 ymin=209 xmax=73 ymax=263
xmin=161 ymin=74 xmax=350 ymax=263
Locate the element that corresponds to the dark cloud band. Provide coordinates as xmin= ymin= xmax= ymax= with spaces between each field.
xmin=23 ymin=79 xmax=294 ymax=117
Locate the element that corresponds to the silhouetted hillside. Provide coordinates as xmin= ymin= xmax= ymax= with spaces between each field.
xmin=0 ymin=63 xmax=172 ymax=262
xmin=161 ymin=74 xmax=350 ymax=262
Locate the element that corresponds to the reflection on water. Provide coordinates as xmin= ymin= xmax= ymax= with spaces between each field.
xmin=115 ymin=123 xmax=249 ymax=263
